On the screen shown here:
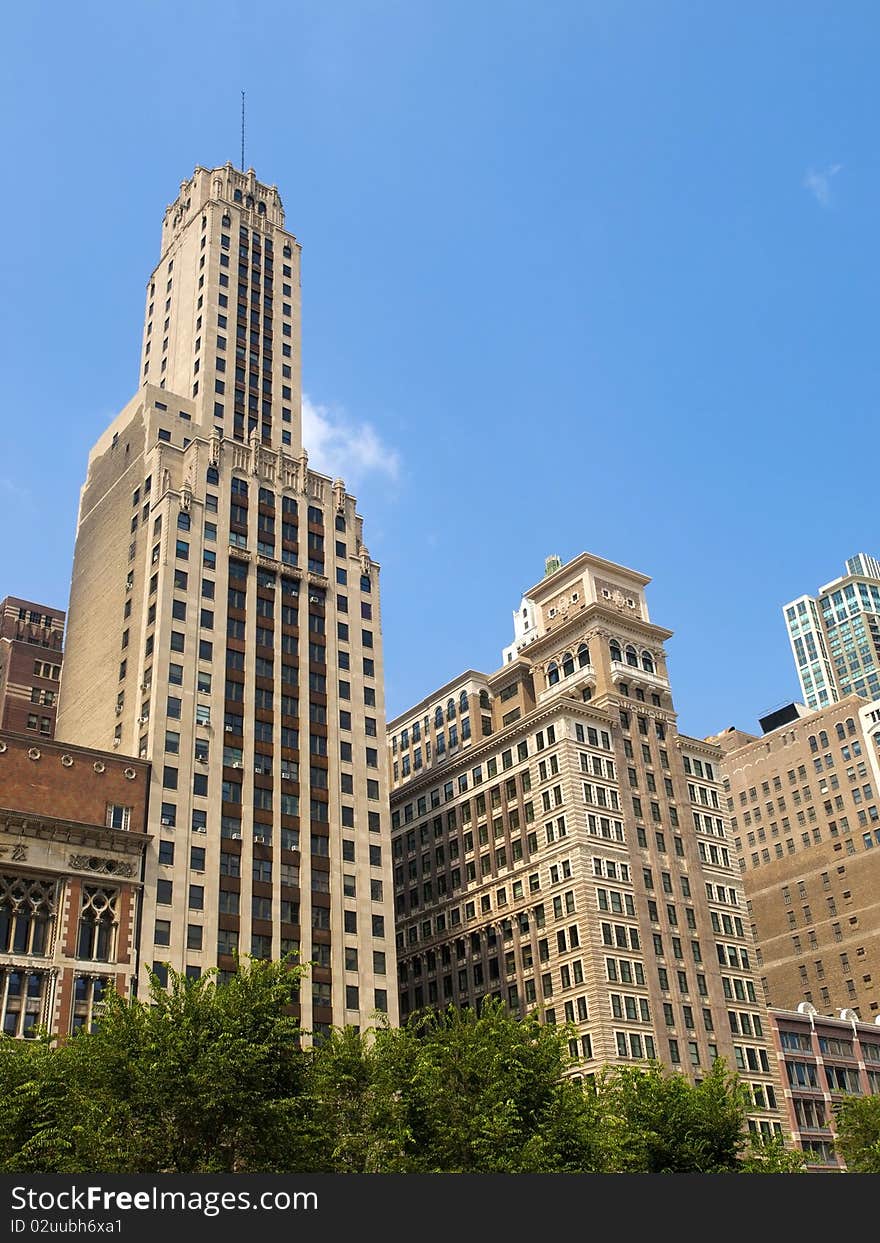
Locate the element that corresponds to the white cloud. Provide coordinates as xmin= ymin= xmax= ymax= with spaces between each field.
xmin=301 ymin=393 xmax=401 ymax=485
xmin=0 ymin=477 xmax=32 ymax=505
xmin=803 ymin=163 xmax=842 ymax=208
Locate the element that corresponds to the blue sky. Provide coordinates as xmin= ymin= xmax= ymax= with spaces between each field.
xmin=1 ymin=2 xmax=876 ymax=737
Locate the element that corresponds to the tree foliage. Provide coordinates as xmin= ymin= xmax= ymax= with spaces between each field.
xmin=834 ymin=1094 xmax=880 ymax=1172
xmin=0 ymin=958 xmax=308 ymax=1173
xmin=0 ymin=969 xmax=805 ymax=1174
xmin=591 ymin=1059 xmax=747 ymax=1172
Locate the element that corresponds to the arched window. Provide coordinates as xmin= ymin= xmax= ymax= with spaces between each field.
xmin=77 ymin=888 xmax=117 ymax=962
xmin=836 ymin=723 xmax=846 ymax=740
xmin=818 ymin=730 xmax=828 ymax=748
xmin=808 ymin=735 xmax=818 ymax=753
xmin=446 ymin=699 xmax=456 ymax=721
xmin=0 ymin=876 xmax=56 ymax=956
xmin=609 ymin=640 xmax=622 ymax=663
xmin=434 ymin=707 xmax=443 ymax=728
xmin=846 ymin=718 xmax=856 ymax=736
xmin=459 ymin=690 xmax=468 ymax=713
xmin=577 ymin=643 xmax=590 ymax=668
xmin=222 ymin=213 xmax=231 ymax=227
xmin=258 ymin=201 xmax=266 ymax=215
xmin=547 ymin=661 xmax=560 ymax=686
xmin=562 ymin=652 xmax=575 ymax=678
xmin=625 ymin=645 xmax=638 ymax=667
xmin=479 ymin=690 xmax=490 ymax=710
xmin=641 ymin=651 xmax=655 ymax=674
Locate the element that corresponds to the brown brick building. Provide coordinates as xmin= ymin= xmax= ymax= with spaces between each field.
xmin=0 ymin=597 xmax=65 ymax=738
xmin=769 ymin=1003 xmax=880 ymax=1169
xmin=711 ymin=695 xmax=880 ymax=1021
xmin=0 ymin=731 xmax=149 ymax=1037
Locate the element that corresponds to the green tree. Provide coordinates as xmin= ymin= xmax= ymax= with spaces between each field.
xmin=738 ymin=1132 xmax=806 ymax=1173
xmin=834 ymin=1094 xmax=880 ymax=1172
xmin=0 ymin=958 xmax=309 ymax=1173
xmin=594 ymin=1059 xmax=757 ymax=1173
xmin=297 ymin=1023 xmax=409 ymax=1172
xmin=362 ymin=1001 xmax=604 ymax=1172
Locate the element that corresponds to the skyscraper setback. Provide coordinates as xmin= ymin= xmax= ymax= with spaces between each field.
xmin=56 ymin=165 xmax=397 ymax=1034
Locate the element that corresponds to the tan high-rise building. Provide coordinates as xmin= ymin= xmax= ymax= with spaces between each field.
xmin=710 ymin=695 xmax=880 ymax=1022
xmin=387 ymin=552 xmax=786 ymax=1138
xmin=56 ymin=165 xmax=397 ymax=1036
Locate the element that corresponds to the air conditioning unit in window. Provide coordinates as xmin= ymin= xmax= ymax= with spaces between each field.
xmin=231 ymin=761 xmax=242 ymax=769
xmin=160 ymin=817 xmax=173 ymax=826
xmin=231 ymin=832 xmax=242 ymax=840
xmin=115 ymin=705 xmax=123 ymax=715
xmin=254 ymin=834 xmax=268 ymax=844
xmin=112 ymin=739 xmax=120 ymax=748
xmin=225 ymin=724 xmax=234 ymax=732
xmin=137 ymin=716 xmax=149 ymax=724
xmin=193 ymin=825 xmax=207 ymax=833
xmin=309 ymin=596 xmax=319 ymax=603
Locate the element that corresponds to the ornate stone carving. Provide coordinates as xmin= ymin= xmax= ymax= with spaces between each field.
xmin=69 ymin=854 xmax=135 ymax=878
xmin=595 ymin=576 xmax=642 ymax=619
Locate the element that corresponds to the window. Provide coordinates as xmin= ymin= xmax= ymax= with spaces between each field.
xmin=76 ymin=888 xmax=118 ymax=961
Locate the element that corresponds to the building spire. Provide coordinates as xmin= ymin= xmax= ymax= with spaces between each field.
xmin=241 ymin=91 xmax=246 ymax=171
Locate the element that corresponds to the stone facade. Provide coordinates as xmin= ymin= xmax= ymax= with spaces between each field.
xmin=387 ymin=551 xmax=786 ymax=1137
xmin=0 ymin=732 xmax=148 ymax=1037
xmin=56 ymin=166 xmax=397 ymax=1036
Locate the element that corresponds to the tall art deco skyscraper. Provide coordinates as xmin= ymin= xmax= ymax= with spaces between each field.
xmin=56 ymin=165 xmax=397 ymax=1036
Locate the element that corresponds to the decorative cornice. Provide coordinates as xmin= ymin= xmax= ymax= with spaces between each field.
xmin=0 ymin=811 xmax=150 ymax=854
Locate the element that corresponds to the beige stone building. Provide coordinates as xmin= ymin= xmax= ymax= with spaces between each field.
xmin=387 ymin=552 xmax=786 ymax=1137
xmin=56 ymin=165 xmax=397 ymax=1036
xmin=710 ymin=695 xmax=880 ymax=1023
